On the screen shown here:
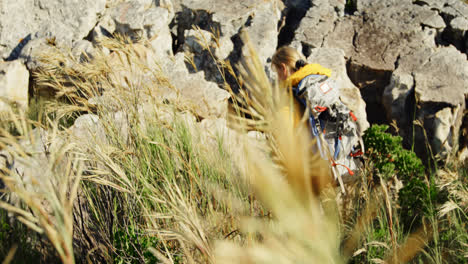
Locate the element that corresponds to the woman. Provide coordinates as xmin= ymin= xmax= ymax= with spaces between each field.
xmin=271 ymin=46 xmax=361 ymax=180
xmin=272 ymin=46 xmax=332 ymax=126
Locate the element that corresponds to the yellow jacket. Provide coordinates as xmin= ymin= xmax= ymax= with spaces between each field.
xmin=280 ymin=64 xmax=332 ymax=127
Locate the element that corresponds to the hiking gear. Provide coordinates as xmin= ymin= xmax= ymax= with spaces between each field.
xmin=295 ymin=59 xmax=308 ymax=71
xmin=289 ymin=68 xmax=364 ymax=186
xmin=288 ymin=64 xmax=332 ymax=87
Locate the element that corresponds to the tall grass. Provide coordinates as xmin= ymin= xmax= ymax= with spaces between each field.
xmin=0 ymin=33 xmax=466 ymax=263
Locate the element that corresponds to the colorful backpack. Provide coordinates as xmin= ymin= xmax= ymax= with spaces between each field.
xmin=293 ymin=74 xmax=364 ymax=190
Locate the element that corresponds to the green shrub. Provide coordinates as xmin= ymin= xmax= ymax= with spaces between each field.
xmin=0 ymin=210 xmax=56 ymax=263
xmin=363 ymin=124 xmax=424 ymax=181
xmin=113 ymin=225 xmax=170 ymax=264
xmin=363 ymin=125 xmax=437 ymax=228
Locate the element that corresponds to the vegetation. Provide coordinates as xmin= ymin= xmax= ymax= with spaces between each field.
xmin=0 ymin=34 xmax=466 ymax=264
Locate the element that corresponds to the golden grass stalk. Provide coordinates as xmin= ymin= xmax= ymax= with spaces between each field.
xmin=0 ymin=111 xmax=82 ymax=264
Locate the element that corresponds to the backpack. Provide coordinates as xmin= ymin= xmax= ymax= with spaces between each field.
xmin=293 ymin=74 xmax=364 ymax=189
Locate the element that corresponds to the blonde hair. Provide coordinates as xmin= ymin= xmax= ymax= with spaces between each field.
xmin=272 ymin=46 xmax=305 ymax=72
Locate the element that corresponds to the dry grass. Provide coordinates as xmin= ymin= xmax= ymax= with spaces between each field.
xmin=0 ymin=32 xmax=466 ymax=264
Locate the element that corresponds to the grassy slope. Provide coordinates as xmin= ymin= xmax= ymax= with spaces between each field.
xmin=0 ymin=35 xmax=466 ymax=263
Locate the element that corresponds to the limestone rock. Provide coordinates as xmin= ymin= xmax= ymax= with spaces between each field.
xmin=450 ymin=17 xmax=468 ymax=36
xmin=14 ymin=37 xmax=58 ymax=70
xmin=292 ymin=0 xmax=337 ymax=50
xmin=296 ymin=0 xmax=444 ymax=72
xmin=162 ymin=54 xmax=231 ymax=119
xmin=0 ymin=60 xmax=29 ymax=112
xmin=413 ymin=47 xmax=467 ymax=107
xmin=432 ymin=107 xmax=462 ymax=159
xmin=182 ymin=29 xmax=222 ymax=82
xmin=412 ymin=0 xmax=445 ymax=10
xmin=91 ymin=15 xmax=117 ymax=44
xmin=106 ymin=44 xmax=230 ymax=119
xmin=437 ymin=0 xmax=468 ymax=53
xmin=440 ymin=0 xmax=468 ymax=21
xmin=0 ymin=0 xmax=106 ymax=60
xmin=172 ymin=0 xmax=281 ymax=84
xmin=384 ymin=46 xmax=468 ymax=159
xmin=420 ymin=10 xmax=446 ymax=30
xmin=382 ymin=71 xmax=415 ymax=124
xmin=106 ymin=43 xmax=156 ymax=91
xmin=241 ymin=1 xmax=281 ymax=67
xmin=104 ymin=1 xmax=174 ymax=58
xmin=448 ymin=17 xmax=468 ymax=52
xmin=72 ymin=40 xmax=96 ymax=63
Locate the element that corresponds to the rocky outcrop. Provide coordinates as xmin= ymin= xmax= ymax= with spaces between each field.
xmin=0 ymin=60 xmax=29 ymax=112
xmin=161 ymin=52 xmax=231 ymax=119
xmin=172 ymin=0 xmax=282 ymax=85
xmin=0 ymin=0 xmax=106 ymax=61
xmin=1 ymin=0 xmax=467 ymax=162
xmin=293 ymin=0 xmax=445 ymax=122
xmin=105 ymin=43 xmax=230 ymax=119
xmin=94 ymin=1 xmax=174 ymax=58
xmin=418 ymin=0 xmax=468 ymax=53
xmin=383 ymin=46 xmax=467 ymax=159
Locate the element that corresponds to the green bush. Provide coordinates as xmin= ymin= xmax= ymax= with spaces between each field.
xmin=113 ymin=225 xmax=169 ymax=264
xmin=363 ymin=124 xmax=424 ymax=181
xmin=0 ymin=210 xmax=55 ymax=263
xmin=363 ymin=125 xmax=437 ymax=228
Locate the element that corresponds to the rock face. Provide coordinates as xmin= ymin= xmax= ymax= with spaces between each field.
xmin=0 ymin=0 xmax=467 ymax=162
xmin=383 ymin=46 xmax=468 ymax=159
xmin=0 ymin=0 xmax=106 ymax=60
xmin=0 ymin=60 xmax=29 ymax=112
xmin=173 ymin=0 xmax=282 ymax=85
xmin=293 ymin=0 xmax=446 ymax=118
xmin=160 ymin=53 xmax=231 ymax=119
xmin=96 ymin=1 xmax=174 ymax=58
xmin=106 ymin=44 xmax=231 ymax=119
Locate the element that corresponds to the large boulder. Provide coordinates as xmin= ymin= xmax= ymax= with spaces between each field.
xmin=383 ymin=46 xmax=468 ymax=159
xmin=172 ymin=0 xmax=281 ymax=85
xmin=161 ymin=53 xmax=231 ymax=119
xmin=95 ymin=1 xmax=174 ymax=58
xmin=0 ymin=60 xmax=29 ymax=112
xmin=0 ymin=0 xmax=106 ymax=60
